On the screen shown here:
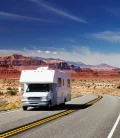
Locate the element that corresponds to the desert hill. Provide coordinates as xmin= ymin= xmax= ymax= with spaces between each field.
xmin=0 ymin=54 xmax=119 ymax=79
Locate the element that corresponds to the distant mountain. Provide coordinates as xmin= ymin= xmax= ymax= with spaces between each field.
xmin=32 ymin=56 xmax=119 ymax=70
xmin=66 ymin=61 xmax=86 ymax=66
xmin=0 ymin=54 xmax=119 ymax=79
xmin=32 ymin=57 xmax=86 ymax=65
xmin=97 ymin=63 xmax=112 ymax=67
xmin=32 ymin=56 xmax=64 ymax=62
xmin=32 ymin=57 xmax=46 ymax=60
xmin=0 ymin=54 xmax=45 ymax=66
xmin=0 ymin=54 xmax=118 ymax=72
xmin=113 ymin=68 xmax=120 ymax=72
xmin=0 ymin=54 xmax=81 ymax=72
xmin=0 ymin=64 xmax=20 ymax=78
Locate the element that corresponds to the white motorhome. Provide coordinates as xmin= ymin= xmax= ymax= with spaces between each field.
xmin=20 ymin=67 xmax=71 ymax=110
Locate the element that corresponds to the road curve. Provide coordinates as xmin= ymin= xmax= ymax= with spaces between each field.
xmin=0 ymin=95 xmax=120 ymax=138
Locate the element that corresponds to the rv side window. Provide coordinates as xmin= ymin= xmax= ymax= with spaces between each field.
xmin=67 ymin=79 xmax=70 ymax=87
xmin=58 ymin=78 xmax=62 ymax=87
xmin=63 ymin=79 xmax=64 ymax=86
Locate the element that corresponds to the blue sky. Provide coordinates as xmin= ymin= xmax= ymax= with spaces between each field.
xmin=0 ymin=0 xmax=120 ymax=67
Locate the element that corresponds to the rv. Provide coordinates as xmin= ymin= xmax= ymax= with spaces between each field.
xmin=20 ymin=67 xmax=71 ymax=110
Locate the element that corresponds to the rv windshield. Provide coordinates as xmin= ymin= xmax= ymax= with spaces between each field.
xmin=26 ymin=84 xmax=49 ymax=92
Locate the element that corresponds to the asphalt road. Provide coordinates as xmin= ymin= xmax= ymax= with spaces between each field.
xmin=0 ymin=95 xmax=120 ymax=138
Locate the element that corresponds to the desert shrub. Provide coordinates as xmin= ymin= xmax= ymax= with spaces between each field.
xmin=94 ymin=72 xmax=98 ymax=77
xmin=0 ymin=100 xmax=22 ymax=111
xmin=7 ymin=89 xmax=17 ymax=96
xmin=0 ymin=103 xmax=16 ymax=111
xmin=9 ymin=103 xmax=17 ymax=109
xmin=72 ymin=79 xmax=75 ymax=82
xmin=7 ymin=87 xmax=12 ymax=91
xmin=0 ymin=91 xmax=3 ymax=96
xmin=0 ymin=99 xmax=8 ymax=107
xmin=88 ymin=86 xmax=90 ymax=88
xmin=16 ymin=101 xmax=22 ymax=108
xmin=117 ymin=85 xmax=120 ymax=89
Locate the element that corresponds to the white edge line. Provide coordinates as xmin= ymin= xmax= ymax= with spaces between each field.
xmin=117 ymin=97 xmax=120 ymax=100
xmin=71 ymin=95 xmax=86 ymax=101
xmin=0 ymin=109 xmax=22 ymax=115
xmin=107 ymin=113 xmax=120 ymax=138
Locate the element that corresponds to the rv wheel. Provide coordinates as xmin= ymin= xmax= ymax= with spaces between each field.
xmin=48 ymin=101 xmax=52 ymax=110
xmin=23 ymin=106 xmax=27 ymax=111
xmin=62 ymin=99 xmax=66 ymax=106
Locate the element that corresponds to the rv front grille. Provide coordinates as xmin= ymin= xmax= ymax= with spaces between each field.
xmin=28 ymin=97 xmax=42 ymax=101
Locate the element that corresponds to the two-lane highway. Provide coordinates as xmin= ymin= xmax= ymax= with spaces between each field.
xmin=0 ymin=94 xmax=120 ymax=138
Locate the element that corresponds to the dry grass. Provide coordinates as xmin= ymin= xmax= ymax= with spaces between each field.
xmin=0 ymin=78 xmax=120 ymax=111
xmin=0 ymin=100 xmax=22 ymax=111
xmin=71 ymin=92 xmax=82 ymax=99
xmin=0 ymin=79 xmax=23 ymax=94
xmin=71 ymin=79 xmax=120 ymax=96
xmin=0 ymin=79 xmax=23 ymax=111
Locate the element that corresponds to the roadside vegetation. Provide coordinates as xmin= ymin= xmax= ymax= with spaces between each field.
xmin=0 ymin=78 xmax=120 ymax=111
xmin=117 ymin=85 xmax=120 ymax=89
xmin=0 ymin=91 xmax=3 ymax=96
xmin=7 ymin=87 xmax=18 ymax=96
xmin=71 ymin=92 xmax=82 ymax=99
xmin=0 ymin=99 xmax=22 ymax=111
xmin=71 ymin=79 xmax=120 ymax=96
xmin=0 ymin=79 xmax=23 ymax=111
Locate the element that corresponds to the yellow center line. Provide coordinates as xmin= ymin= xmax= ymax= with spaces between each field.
xmin=0 ymin=96 xmax=102 ymax=138
xmin=0 ymin=110 xmax=73 ymax=138
xmin=86 ymin=96 xmax=102 ymax=105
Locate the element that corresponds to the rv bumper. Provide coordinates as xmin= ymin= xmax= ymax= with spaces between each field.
xmin=22 ymin=101 xmax=49 ymax=107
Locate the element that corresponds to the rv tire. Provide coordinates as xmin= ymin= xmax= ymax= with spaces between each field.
xmin=48 ymin=101 xmax=52 ymax=109
xmin=61 ymin=99 xmax=66 ymax=106
xmin=23 ymin=106 xmax=27 ymax=111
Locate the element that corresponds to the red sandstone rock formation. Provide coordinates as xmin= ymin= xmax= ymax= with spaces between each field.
xmin=0 ymin=65 xmax=20 ymax=78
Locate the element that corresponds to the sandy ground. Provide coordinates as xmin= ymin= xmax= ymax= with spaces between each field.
xmin=0 ymin=78 xmax=120 ymax=111
xmin=71 ymin=79 xmax=120 ymax=96
xmin=0 ymin=79 xmax=23 ymax=110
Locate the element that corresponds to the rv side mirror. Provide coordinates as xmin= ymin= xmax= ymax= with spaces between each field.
xmin=56 ymin=87 xmax=58 ymax=92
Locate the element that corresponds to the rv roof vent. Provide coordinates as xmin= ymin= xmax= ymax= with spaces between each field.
xmin=37 ymin=67 xmax=50 ymax=70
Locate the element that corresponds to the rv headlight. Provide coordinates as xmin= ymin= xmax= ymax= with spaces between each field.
xmin=23 ymin=96 xmax=27 ymax=100
xmin=42 ymin=96 xmax=48 ymax=100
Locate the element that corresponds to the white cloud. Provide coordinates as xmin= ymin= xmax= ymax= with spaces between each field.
xmin=0 ymin=47 xmax=120 ymax=67
xmin=0 ymin=11 xmax=55 ymax=22
xmin=25 ymin=47 xmax=57 ymax=54
xmin=34 ymin=46 xmax=65 ymax=52
xmin=37 ymin=50 xmax=42 ymax=53
xmin=44 ymin=51 xmax=51 ymax=54
xmin=90 ymin=31 xmax=120 ymax=42
xmin=29 ymin=0 xmax=87 ymax=23
xmin=52 ymin=52 xmax=58 ymax=54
